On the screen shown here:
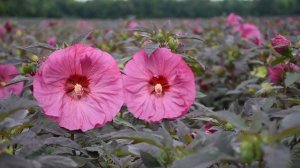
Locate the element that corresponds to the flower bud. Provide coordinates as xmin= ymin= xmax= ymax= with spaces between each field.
xmin=168 ymin=36 xmax=179 ymax=51
xmin=271 ymin=34 xmax=291 ymax=54
xmin=240 ymin=135 xmax=262 ymax=164
xmin=267 ymin=64 xmax=284 ymax=84
xmin=155 ymin=32 xmax=164 ymax=42
xmin=21 ymin=64 xmax=35 ymax=75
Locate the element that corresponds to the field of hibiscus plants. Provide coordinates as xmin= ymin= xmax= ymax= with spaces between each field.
xmin=0 ymin=13 xmax=300 ymax=168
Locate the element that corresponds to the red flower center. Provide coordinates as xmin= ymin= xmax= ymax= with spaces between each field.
xmin=149 ymin=75 xmax=170 ymax=96
xmin=64 ymin=75 xmax=90 ymax=99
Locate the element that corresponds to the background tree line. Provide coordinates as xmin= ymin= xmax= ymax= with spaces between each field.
xmin=0 ymin=0 xmax=299 ymax=18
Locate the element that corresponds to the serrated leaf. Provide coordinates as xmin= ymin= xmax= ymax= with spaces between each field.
xmin=113 ymin=117 xmax=137 ymax=130
xmin=0 ymin=95 xmax=37 ymax=121
xmin=37 ymin=155 xmax=77 ymax=168
xmin=175 ymin=34 xmax=203 ymax=41
xmin=44 ymin=137 xmax=81 ymax=150
xmin=171 ymin=147 xmax=221 ymax=168
xmin=159 ymin=124 xmax=173 ymax=147
xmin=196 ymin=91 xmax=206 ymax=98
xmin=263 ymin=145 xmax=290 ymax=168
xmin=144 ymin=43 xmax=160 ymax=57
xmin=183 ymin=55 xmax=205 ymax=76
xmin=18 ymin=43 xmax=56 ymax=53
xmin=285 ymin=72 xmax=300 ymax=87
xmin=140 ymin=151 xmax=161 ymax=168
xmin=0 ymin=154 xmax=41 ymax=168
xmin=271 ymin=56 xmax=286 ymax=66
xmin=251 ymin=109 xmax=270 ymax=131
xmin=103 ymin=131 xmax=164 ymax=149
xmin=176 ymin=121 xmax=191 ymax=143
xmin=4 ymin=76 xmax=30 ymax=87
xmin=130 ymin=26 xmax=152 ymax=33
xmin=71 ymin=32 xmax=91 ymax=45
xmin=211 ymin=111 xmax=248 ymax=130
xmin=280 ymin=112 xmax=300 ymax=130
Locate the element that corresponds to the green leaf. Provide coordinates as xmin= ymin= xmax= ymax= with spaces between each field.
xmin=0 ymin=154 xmax=41 ymax=168
xmin=0 ymin=95 xmax=36 ymax=121
xmin=211 ymin=111 xmax=248 ymax=131
xmin=140 ymin=151 xmax=162 ymax=168
xmin=196 ymin=91 xmax=206 ymax=99
xmin=104 ymin=131 xmax=164 ymax=149
xmin=271 ymin=56 xmax=286 ymax=66
xmin=18 ymin=43 xmax=56 ymax=53
xmin=4 ymin=76 xmax=30 ymax=87
xmin=285 ymin=72 xmax=300 ymax=87
xmin=251 ymin=109 xmax=270 ymax=131
xmin=183 ymin=55 xmax=205 ymax=76
xmin=171 ymin=147 xmax=222 ymax=168
xmin=37 ymin=155 xmax=77 ymax=168
xmin=113 ymin=117 xmax=137 ymax=130
xmin=263 ymin=145 xmax=290 ymax=168
xmin=175 ymin=34 xmax=203 ymax=41
xmin=144 ymin=43 xmax=160 ymax=57
xmin=71 ymin=31 xmax=91 ymax=45
xmin=280 ymin=112 xmax=300 ymax=130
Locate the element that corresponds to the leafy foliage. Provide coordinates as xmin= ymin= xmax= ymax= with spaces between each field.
xmin=0 ymin=16 xmax=300 ymax=168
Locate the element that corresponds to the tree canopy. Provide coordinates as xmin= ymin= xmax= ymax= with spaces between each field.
xmin=0 ymin=0 xmax=299 ymax=18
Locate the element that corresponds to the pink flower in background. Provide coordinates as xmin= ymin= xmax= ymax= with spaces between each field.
xmin=33 ymin=44 xmax=124 ymax=131
xmin=123 ymin=48 xmax=196 ymax=122
xmin=47 ymin=37 xmax=57 ymax=47
xmin=0 ymin=64 xmax=23 ymax=99
xmin=193 ymin=25 xmax=202 ymax=34
xmin=204 ymin=122 xmax=217 ymax=135
xmin=268 ymin=64 xmax=284 ymax=84
xmin=271 ymin=34 xmax=291 ymax=54
xmin=77 ymin=20 xmax=93 ymax=33
xmin=226 ymin=13 xmax=242 ymax=26
xmin=240 ymin=23 xmax=262 ymax=45
xmin=128 ymin=21 xmax=139 ymax=29
xmin=0 ymin=27 xmax=5 ymax=39
xmin=4 ymin=22 xmax=13 ymax=32
xmin=41 ymin=20 xmax=55 ymax=27
xmin=285 ymin=63 xmax=300 ymax=72
xmin=198 ymin=79 xmax=209 ymax=91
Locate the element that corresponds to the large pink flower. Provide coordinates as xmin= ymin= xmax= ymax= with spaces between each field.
xmin=0 ymin=64 xmax=23 ymax=99
xmin=123 ymin=48 xmax=196 ymax=122
xmin=239 ymin=23 xmax=262 ymax=46
xmin=33 ymin=44 xmax=124 ymax=131
xmin=226 ymin=13 xmax=242 ymax=26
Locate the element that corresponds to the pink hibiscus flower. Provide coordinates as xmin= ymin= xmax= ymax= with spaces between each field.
xmin=239 ymin=23 xmax=262 ymax=46
xmin=226 ymin=13 xmax=242 ymax=26
xmin=33 ymin=44 xmax=124 ymax=131
xmin=123 ymin=48 xmax=196 ymax=122
xmin=193 ymin=25 xmax=202 ymax=34
xmin=128 ymin=21 xmax=139 ymax=29
xmin=204 ymin=122 xmax=217 ymax=135
xmin=47 ymin=37 xmax=57 ymax=47
xmin=267 ymin=64 xmax=284 ymax=84
xmin=271 ymin=34 xmax=291 ymax=54
xmin=0 ymin=64 xmax=24 ymax=99
xmin=0 ymin=27 xmax=5 ymax=39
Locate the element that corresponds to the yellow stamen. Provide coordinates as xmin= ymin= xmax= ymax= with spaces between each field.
xmin=154 ymin=84 xmax=163 ymax=95
xmin=0 ymin=81 xmax=6 ymax=87
xmin=74 ymin=83 xmax=84 ymax=96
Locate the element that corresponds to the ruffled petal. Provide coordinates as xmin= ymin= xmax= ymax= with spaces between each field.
xmin=58 ymin=96 xmax=106 ymax=131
